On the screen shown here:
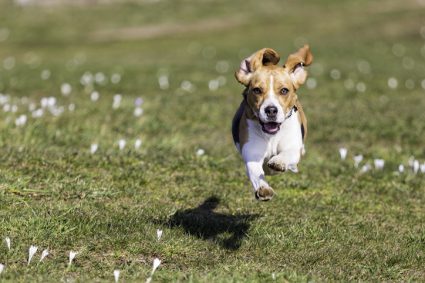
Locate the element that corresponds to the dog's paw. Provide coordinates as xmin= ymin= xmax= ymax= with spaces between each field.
xmin=287 ymin=164 xmax=299 ymax=173
xmin=255 ymin=186 xmax=275 ymax=201
xmin=267 ymin=156 xmax=286 ymax=172
xmin=267 ymin=156 xmax=299 ymax=173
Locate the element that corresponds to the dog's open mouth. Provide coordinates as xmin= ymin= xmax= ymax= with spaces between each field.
xmin=260 ymin=121 xmax=281 ymax=135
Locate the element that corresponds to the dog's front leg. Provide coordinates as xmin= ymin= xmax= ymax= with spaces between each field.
xmin=245 ymin=160 xmax=275 ymax=201
xmin=267 ymin=148 xmax=301 ymax=173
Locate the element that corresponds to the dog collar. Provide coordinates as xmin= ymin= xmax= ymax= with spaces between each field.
xmin=284 ymin=106 xmax=297 ymax=120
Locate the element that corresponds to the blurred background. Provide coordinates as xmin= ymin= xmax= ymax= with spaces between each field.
xmin=0 ymin=0 xmax=424 ymax=155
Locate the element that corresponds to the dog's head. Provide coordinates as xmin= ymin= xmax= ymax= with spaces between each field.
xmin=235 ymin=45 xmax=313 ymax=135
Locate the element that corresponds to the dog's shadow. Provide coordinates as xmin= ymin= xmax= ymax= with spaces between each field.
xmin=164 ymin=196 xmax=258 ymax=250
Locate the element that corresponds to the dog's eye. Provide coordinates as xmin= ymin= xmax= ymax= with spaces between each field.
xmin=280 ymin=88 xmax=289 ymax=95
xmin=252 ymin=87 xmax=262 ymax=95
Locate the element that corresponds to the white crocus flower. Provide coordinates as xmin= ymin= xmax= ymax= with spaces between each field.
xmin=339 ymin=148 xmax=347 ymax=160
xmin=112 ymin=94 xmax=122 ymax=109
xmin=196 ymin=149 xmax=205 ymax=156
xmin=157 ymin=229 xmax=163 ymax=241
xmin=40 ymin=98 xmax=48 ymax=108
xmin=353 ymin=155 xmax=363 ymax=168
xmin=95 ymin=72 xmax=106 ymax=84
xmin=15 ymin=114 xmax=27 ymax=127
xmin=47 ymin=97 xmax=56 ymax=107
xmin=398 ymin=164 xmax=405 ymax=173
xmin=114 ymin=270 xmax=120 ymax=283
xmin=374 ymin=159 xmax=385 ymax=170
xmin=28 ymin=103 xmax=36 ymax=112
xmin=420 ymin=163 xmax=425 ymax=173
xmin=208 ymin=79 xmax=220 ymax=91
xmin=152 ymin=258 xmax=161 ymax=274
xmin=134 ymin=139 xmax=142 ymax=150
xmin=0 ymin=263 xmax=4 ymax=274
xmin=80 ymin=72 xmax=94 ymax=86
xmin=146 ymin=258 xmax=161 ymax=283
xmin=158 ymin=75 xmax=169 ymax=90
xmin=90 ymin=143 xmax=98 ymax=154
xmin=68 ymin=251 xmax=77 ymax=266
xmin=413 ymin=160 xmax=420 ymax=174
xmin=28 ymin=245 xmax=38 ymax=265
xmin=61 ymin=83 xmax=72 ymax=96
xmin=32 ymin=108 xmax=44 ymax=118
xmin=90 ymin=91 xmax=100 ymax=102
xmin=40 ymin=249 xmax=49 ymax=262
xmin=180 ymin=80 xmax=194 ymax=92
xmin=118 ymin=139 xmax=126 ymax=150
xmin=134 ymin=107 xmax=143 ymax=117
xmin=5 ymin=237 xmax=10 ymax=250
xmin=360 ymin=164 xmax=371 ymax=173
xmin=387 ymin=77 xmax=398 ymax=89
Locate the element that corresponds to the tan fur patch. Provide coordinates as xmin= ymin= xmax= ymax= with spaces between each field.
xmin=295 ymin=100 xmax=308 ymax=140
xmin=238 ymin=110 xmax=249 ymax=149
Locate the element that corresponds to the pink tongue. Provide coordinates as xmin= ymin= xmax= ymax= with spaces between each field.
xmin=264 ymin=123 xmax=279 ymax=132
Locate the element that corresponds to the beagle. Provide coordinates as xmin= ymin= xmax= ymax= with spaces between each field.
xmin=232 ymin=45 xmax=313 ymax=201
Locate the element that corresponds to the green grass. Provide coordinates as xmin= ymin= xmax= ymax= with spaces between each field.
xmin=1 ymin=0 xmax=425 ymax=281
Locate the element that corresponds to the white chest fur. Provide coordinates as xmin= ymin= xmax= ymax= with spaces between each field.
xmin=242 ymin=112 xmax=303 ymax=163
xmin=240 ymin=112 xmax=304 ymax=191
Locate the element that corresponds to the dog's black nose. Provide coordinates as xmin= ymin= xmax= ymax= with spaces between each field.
xmin=265 ymin=106 xmax=278 ymax=118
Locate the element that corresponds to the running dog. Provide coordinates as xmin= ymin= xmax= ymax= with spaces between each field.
xmin=232 ymin=45 xmax=313 ymax=201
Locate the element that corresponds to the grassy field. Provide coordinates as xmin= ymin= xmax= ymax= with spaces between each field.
xmin=0 ymin=0 xmax=425 ymax=281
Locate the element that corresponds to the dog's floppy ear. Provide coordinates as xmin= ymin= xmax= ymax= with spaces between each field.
xmin=284 ymin=45 xmax=313 ymax=89
xmin=235 ymin=48 xmax=280 ymax=86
